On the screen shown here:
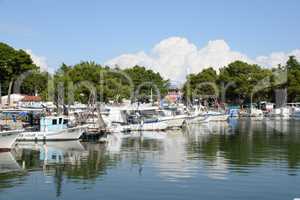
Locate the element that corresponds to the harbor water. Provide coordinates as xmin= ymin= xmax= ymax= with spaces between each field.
xmin=0 ymin=119 xmax=300 ymax=200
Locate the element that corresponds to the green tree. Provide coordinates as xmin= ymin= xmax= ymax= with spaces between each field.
xmin=21 ymin=71 xmax=50 ymax=100
xmin=0 ymin=42 xmax=38 ymax=104
xmin=286 ymin=56 xmax=300 ymax=102
xmin=124 ymin=66 xmax=170 ymax=102
xmin=183 ymin=67 xmax=218 ymax=102
xmin=53 ymin=63 xmax=169 ymax=104
xmin=218 ymin=61 xmax=272 ymax=104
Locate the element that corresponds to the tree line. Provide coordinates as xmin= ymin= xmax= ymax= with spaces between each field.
xmin=183 ymin=57 xmax=300 ymax=105
xmin=0 ymin=42 xmax=169 ymax=104
xmin=1 ymin=42 xmax=300 ymax=105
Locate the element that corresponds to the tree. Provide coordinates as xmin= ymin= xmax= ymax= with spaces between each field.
xmin=218 ymin=61 xmax=272 ymax=104
xmin=183 ymin=67 xmax=218 ymax=102
xmin=285 ymin=56 xmax=300 ymax=102
xmin=0 ymin=42 xmax=38 ymax=105
xmin=53 ymin=63 xmax=169 ymax=104
xmin=124 ymin=66 xmax=170 ymax=102
xmin=21 ymin=71 xmax=50 ymax=100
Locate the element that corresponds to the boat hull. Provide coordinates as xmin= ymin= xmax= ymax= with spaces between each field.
xmin=116 ymin=121 xmax=168 ymax=132
xmin=17 ymin=126 xmax=87 ymax=141
xmin=159 ymin=115 xmax=186 ymax=128
xmin=206 ymin=114 xmax=228 ymax=121
xmin=185 ymin=115 xmax=209 ymax=124
xmin=0 ymin=130 xmax=22 ymax=150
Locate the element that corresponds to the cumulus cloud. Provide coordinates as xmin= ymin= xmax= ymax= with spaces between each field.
xmin=105 ymin=37 xmax=300 ymax=82
xmin=25 ymin=49 xmax=49 ymax=71
xmin=256 ymin=49 xmax=300 ymax=67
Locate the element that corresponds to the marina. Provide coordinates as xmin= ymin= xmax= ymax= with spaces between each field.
xmin=1 ymin=1 xmax=300 ymax=199
xmin=1 ymin=101 xmax=300 ymax=200
xmin=1 ymin=101 xmax=300 ymax=149
xmin=0 ymin=119 xmax=299 ymax=200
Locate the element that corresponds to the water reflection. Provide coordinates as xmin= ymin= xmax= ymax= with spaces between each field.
xmin=0 ymin=120 xmax=299 ymax=199
xmin=156 ymin=131 xmax=199 ymax=181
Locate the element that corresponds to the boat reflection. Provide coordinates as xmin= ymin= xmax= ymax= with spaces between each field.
xmin=0 ymin=151 xmax=25 ymax=191
xmin=15 ymin=141 xmax=87 ymax=166
xmin=0 ymin=151 xmax=22 ymax=174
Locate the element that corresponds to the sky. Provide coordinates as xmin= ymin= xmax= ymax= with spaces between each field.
xmin=1 ymin=0 xmax=300 ymax=82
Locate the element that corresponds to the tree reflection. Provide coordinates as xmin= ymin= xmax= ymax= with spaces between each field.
xmin=186 ymin=120 xmax=300 ymax=171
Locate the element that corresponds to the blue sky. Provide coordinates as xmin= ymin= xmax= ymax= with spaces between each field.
xmin=1 ymin=0 xmax=300 ymax=77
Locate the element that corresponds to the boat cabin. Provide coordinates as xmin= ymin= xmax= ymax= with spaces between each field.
xmin=40 ymin=116 xmax=68 ymax=132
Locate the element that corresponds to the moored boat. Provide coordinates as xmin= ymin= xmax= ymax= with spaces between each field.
xmin=0 ymin=129 xmax=23 ymax=150
xmin=205 ymin=111 xmax=229 ymax=121
xmin=240 ymin=107 xmax=264 ymax=120
xmin=104 ymin=106 xmax=168 ymax=132
xmin=157 ymin=108 xmax=187 ymax=128
xmin=17 ymin=116 xmax=87 ymax=141
xmin=266 ymin=107 xmax=290 ymax=119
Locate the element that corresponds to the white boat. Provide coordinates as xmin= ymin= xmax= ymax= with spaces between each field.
xmin=240 ymin=108 xmax=264 ymax=120
xmin=17 ymin=116 xmax=87 ymax=141
xmin=205 ymin=111 xmax=229 ymax=121
xmin=183 ymin=105 xmax=209 ymax=124
xmin=267 ymin=107 xmax=290 ymax=119
xmin=157 ymin=108 xmax=186 ymax=128
xmin=122 ymin=131 xmax=167 ymax=140
xmin=159 ymin=115 xmax=186 ymax=128
xmin=185 ymin=114 xmax=209 ymax=124
xmin=0 ymin=129 xmax=23 ymax=150
xmin=104 ymin=106 xmax=168 ymax=132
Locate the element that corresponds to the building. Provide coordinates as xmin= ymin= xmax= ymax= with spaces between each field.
xmin=1 ymin=94 xmax=42 ymax=107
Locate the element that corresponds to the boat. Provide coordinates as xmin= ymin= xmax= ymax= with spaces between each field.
xmin=227 ymin=108 xmax=240 ymax=118
xmin=185 ymin=113 xmax=209 ymax=124
xmin=183 ymin=105 xmax=209 ymax=125
xmin=17 ymin=116 xmax=87 ymax=141
xmin=205 ymin=111 xmax=229 ymax=121
xmin=240 ymin=107 xmax=264 ymax=120
xmin=122 ymin=131 xmax=167 ymax=140
xmin=104 ymin=106 xmax=168 ymax=132
xmin=157 ymin=107 xmax=187 ymax=128
xmin=267 ymin=107 xmax=290 ymax=119
xmin=0 ymin=129 xmax=23 ymax=150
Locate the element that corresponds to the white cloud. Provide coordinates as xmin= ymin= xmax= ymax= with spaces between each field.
xmin=256 ymin=49 xmax=300 ymax=68
xmin=105 ymin=37 xmax=300 ymax=82
xmin=25 ymin=49 xmax=49 ymax=71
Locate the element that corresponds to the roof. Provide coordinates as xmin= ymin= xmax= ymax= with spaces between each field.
xmin=22 ymin=96 xmax=42 ymax=102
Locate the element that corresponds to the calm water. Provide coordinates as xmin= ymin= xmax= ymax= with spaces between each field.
xmin=1 ymin=119 xmax=300 ymax=200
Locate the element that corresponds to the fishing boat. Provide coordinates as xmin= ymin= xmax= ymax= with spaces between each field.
xmin=104 ymin=106 xmax=168 ymax=132
xmin=185 ymin=113 xmax=209 ymax=124
xmin=0 ymin=129 xmax=23 ymax=150
xmin=0 ymin=111 xmax=24 ymax=150
xmin=17 ymin=116 xmax=87 ymax=141
xmin=157 ymin=107 xmax=187 ymax=128
xmin=183 ymin=105 xmax=209 ymax=124
xmin=205 ymin=111 xmax=229 ymax=121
